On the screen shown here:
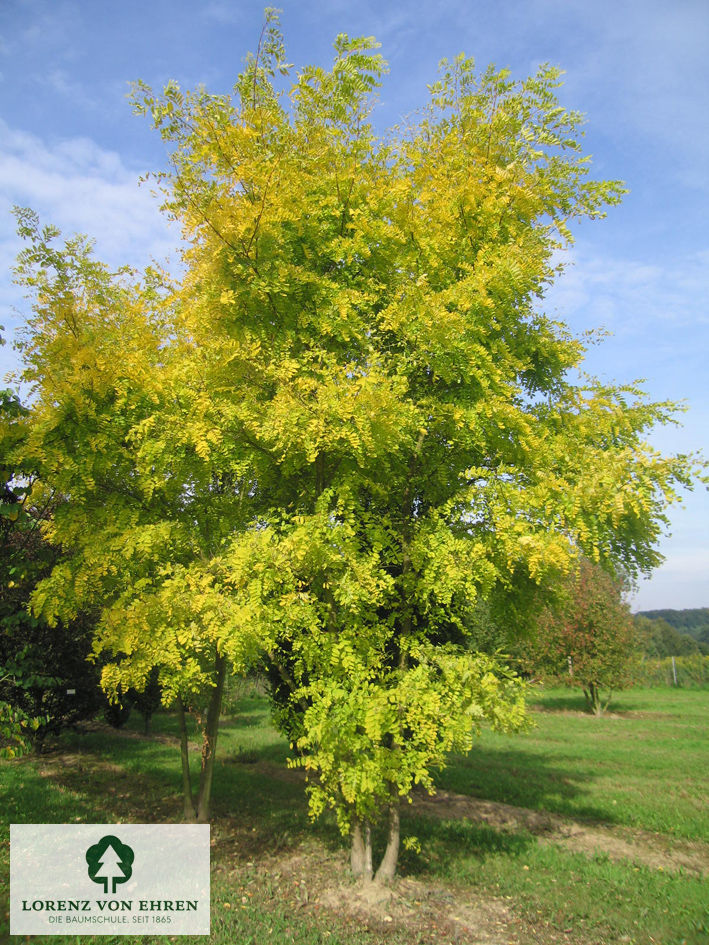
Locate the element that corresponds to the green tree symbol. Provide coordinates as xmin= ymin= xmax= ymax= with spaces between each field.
xmin=86 ymin=835 xmax=134 ymax=894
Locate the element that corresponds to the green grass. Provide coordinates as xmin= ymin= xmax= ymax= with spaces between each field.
xmin=1 ymin=686 xmax=708 ymax=944
xmin=400 ymin=817 xmax=709 ymax=943
xmin=437 ymin=685 xmax=709 ymax=840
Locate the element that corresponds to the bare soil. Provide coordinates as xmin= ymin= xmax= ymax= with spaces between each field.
xmin=243 ymin=841 xmax=593 ymax=945
xmin=246 ymin=842 xmax=546 ymax=945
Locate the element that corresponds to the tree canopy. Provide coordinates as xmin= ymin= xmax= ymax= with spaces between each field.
xmin=9 ymin=15 xmax=703 ymax=878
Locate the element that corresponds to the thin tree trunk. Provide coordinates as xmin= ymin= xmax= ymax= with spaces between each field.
xmin=196 ymin=653 xmax=227 ymax=824
xmin=350 ymin=818 xmax=373 ymax=881
xmin=363 ymin=821 xmax=373 ymax=881
xmin=177 ymin=696 xmax=197 ymax=823
xmin=585 ymin=683 xmax=602 ymax=716
xmin=374 ymin=801 xmax=400 ymax=884
xmin=351 ymin=819 xmax=365 ymax=876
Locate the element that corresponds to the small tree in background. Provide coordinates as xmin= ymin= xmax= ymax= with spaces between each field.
xmin=130 ymin=667 xmax=163 ymax=735
xmin=528 ymin=559 xmax=636 ymax=715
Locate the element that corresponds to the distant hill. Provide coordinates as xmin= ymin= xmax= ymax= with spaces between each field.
xmin=636 ymin=608 xmax=709 ymax=647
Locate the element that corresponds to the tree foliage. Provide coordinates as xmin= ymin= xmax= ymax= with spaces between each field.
xmin=9 ymin=210 xmax=244 ymax=817
xmin=10 ymin=16 xmax=703 ymax=876
xmin=636 ymin=609 xmax=709 ymax=652
xmin=1 ymin=384 xmax=105 ymax=750
xmin=634 ymin=615 xmax=706 ymax=658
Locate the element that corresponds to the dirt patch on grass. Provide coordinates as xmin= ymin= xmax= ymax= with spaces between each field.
xmin=318 ymin=876 xmax=518 ymax=943
xmin=529 ymin=705 xmax=667 ymax=720
xmin=411 ymin=788 xmax=709 ymax=876
xmin=250 ymin=842 xmax=548 ymax=945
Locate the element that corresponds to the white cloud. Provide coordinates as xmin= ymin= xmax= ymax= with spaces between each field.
xmin=0 ymin=118 xmax=180 ymax=382
xmin=0 ymin=119 xmax=177 ymax=266
xmin=540 ymin=236 xmax=708 ymax=612
xmin=545 ymin=243 xmax=709 ymax=342
xmin=202 ymin=2 xmax=245 ymax=26
xmin=542 ymin=241 xmax=709 ymax=445
xmin=44 ymin=67 xmax=99 ymax=112
xmin=542 ymin=0 xmax=709 ymax=187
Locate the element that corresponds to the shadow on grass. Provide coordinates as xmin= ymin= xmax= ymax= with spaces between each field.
xmin=529 ymin=691 xmax=594 ymax=713
xmin=402 ymin=814 xmax=535 ymax=876
xmin=528 ymin=688 xmax=658 ymax=714
xmin=121 ymin=707 xmax=270 ymax=737
xmin=13 ymin=722 xmax=330 ymax=862
xmin=0 ymin=760 xmax=101 ymax=825
xmin=219 ymin=714 xmax=264 ymax=729
xmin=436 ymin=742 xmax=622 ymax=827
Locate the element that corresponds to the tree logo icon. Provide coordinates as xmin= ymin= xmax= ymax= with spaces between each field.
xmin=85 ymin=835 xmax=134 ymax=894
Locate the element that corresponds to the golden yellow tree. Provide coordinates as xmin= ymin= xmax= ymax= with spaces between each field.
xmin=14 ymin=14 xmax=702 ymax=876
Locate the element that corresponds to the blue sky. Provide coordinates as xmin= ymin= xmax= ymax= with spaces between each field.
xmin=1 ymin=0 xmax=707 ymax=611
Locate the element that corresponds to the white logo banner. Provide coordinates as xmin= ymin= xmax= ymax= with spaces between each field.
xmin=11 ymin=824 xmax=210 ymax=935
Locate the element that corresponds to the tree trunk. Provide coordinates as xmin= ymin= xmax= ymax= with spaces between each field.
xmin=196 ymin=653 xmax=227 ymax=824
xmin=363 ymin=821 xmax=373 ymax=880
xmin=374 ymin=801 xmax=400 ymax=884
xmin=351 ymin=820 xmax=365 ymax=876
xmin=350 ymin=818 xmax=373 ymax=881
xmin=177 ymin=696 xmax=197 ymax=823
xmin=584 ymin=683 xmax=602 ymax=716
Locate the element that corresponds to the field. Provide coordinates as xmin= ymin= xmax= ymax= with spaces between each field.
xmin=1 ymin=686 xmax=708 ymax=945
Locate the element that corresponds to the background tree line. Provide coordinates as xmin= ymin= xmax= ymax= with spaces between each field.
xmin=635 ymin=609 xmax=709 ymax=656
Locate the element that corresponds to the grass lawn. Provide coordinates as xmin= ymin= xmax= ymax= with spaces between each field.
xmin=1 ymin=685 xmax=707 ymax=945
xmin=438 ymin=685 xmax=709 ymax=840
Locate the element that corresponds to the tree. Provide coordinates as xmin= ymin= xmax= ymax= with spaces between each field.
xmin=130 ymin=21 xmax=699 ymax=878
xmin=635 ymin=610 xmax=709 ymax=655
xmin=0 ymin=384 xmax=105 ymax=750
xmin=10 ymin=211 xmax=259 ymax=819
xmin=130 ymin=667 xmax=163 ymax=735
xmin=14 ymin=16 xmax=702 ymax=879
xmin=527 ymin=559 xmax=637 ymax=714
xmin=293 ymin=644 xmax=528 ymax=881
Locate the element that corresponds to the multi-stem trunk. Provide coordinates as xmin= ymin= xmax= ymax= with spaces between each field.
xmin=176 ymin=653 xmax=228 ymax=824
xmin=584 ymin=682 xmax=603 ymax=716
xmin=177 ymin=696 xmax=197 ymax=823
